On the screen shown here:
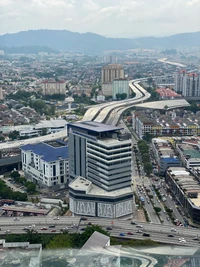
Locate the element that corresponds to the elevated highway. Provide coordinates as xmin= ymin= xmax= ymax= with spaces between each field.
xmin=82 ymin=79 xmax=151 ymax=125
xmin=0 ymin=216 xmax=200 ymax=247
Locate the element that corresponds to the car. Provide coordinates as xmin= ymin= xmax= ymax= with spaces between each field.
xmin=54 ymin=216 xmax=60 ymax=220
xmin=106 ymin=227 xmax=112 ymax=230
xmin=136 ymin=230 xmax=143 ymax=233
xmin=60 ymin=227 xmax=68 ymax=232
xmin=119 ymin=233 xmax=125 ymax=237
xmin=193 ymin=237 xmax=199 ymax=241
xmin=49 ymin=225 xmax=55 ymax=228
xmin=87 ymin=222 xmax=93 ymax=226
xmin=5 ymin=230 xmax=11 ymax=233
xmin=179 ymin=239 xmax=186 ymax=243
xmin=51 ymin=229 xmax=56 ymax=232
xmin=130 ymin=221 xmax=137 ymax=225
xmin=127 ymin=232 xmax=134 ymax=235
xmin=41 ymin=227 xmax=47 ymax=230
xmin=167 ymin=217 xmax=170 ymax=221
xmin=23 ymin=227 xmax=29 ymax=231
xmin=136 ymin=225 xmax=143 ymax=228
xmin=80 ymin=228 xmax=86 ymax=231
xmin=171 ymin=228 xmax=176 ymax=232
xmin=143 ymin=233 xmax=150 ymax=237
xmin=147 ymin=200 xmax=150 ymax=204
xmin=168 ymin=234 xmax=174 ymax=237
xmin=81 ymin=216 xmax=87 ymax=221
xmin=13 ymin=217 xmax=19 ymax=221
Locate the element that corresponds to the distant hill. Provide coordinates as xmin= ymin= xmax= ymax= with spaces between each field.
xmin=0 ymin=30 xmax=200 ymax=54
xmin=1 ymin=45 xmax=58 ymax=54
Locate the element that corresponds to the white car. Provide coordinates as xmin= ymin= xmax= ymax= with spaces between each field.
xmin=179 ymin=238 xmax=186 ymax=243
xmin=54 ymin=216 xmax=60 ymax=220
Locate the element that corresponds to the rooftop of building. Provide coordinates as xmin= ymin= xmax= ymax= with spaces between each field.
xmin=69 ymin=176 xmax=132 ymax=197
xmin=135 ymin=109 xmax=200 ymax=128
xmin=134 ymin=99 xmax=190 ymax=110
xmin=0 ymin=130 xmax=67 ymax=150
xmin=102 ymin=64 xmax=123 ymax=70
xmin=35 ymin=119 xmax=68 ymax=129
xmin=153 ymin=138 xmax=179 ymax=161
xmin=81 ymin=231 xmax=110 ymax=251
xmin=21 ymin=139 xmax=68 ymax=162
xmin=156 ymin=88 xmax=182 ymax=97
xmin=167 ymin=167 xmax=200 ymax=207
xmin=177 ymin=143 xmax=200 ymax=160
xmin=68 ymin=121 xmax=122 ymax=133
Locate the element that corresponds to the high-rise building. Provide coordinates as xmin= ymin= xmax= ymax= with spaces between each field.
xmin=0 ymin=87 xmax=3 ymax=100
xmin=102 ymin=64 xmax=124 ymax=96
xmin=175 ymin=70 xmax=186 ymax=93
xmin=41 ymin=79 xmax=66 ymax=95
xmin=175 ymin=71 xmax=200 ymax=97
xmin=68 ymin=121 xmax=133 ymax=218
xmin=112 ymin=78 xmax=129 ymax=100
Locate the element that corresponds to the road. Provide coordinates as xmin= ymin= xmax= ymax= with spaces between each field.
xmin=1 ymin=216 xmax=200 ymax=247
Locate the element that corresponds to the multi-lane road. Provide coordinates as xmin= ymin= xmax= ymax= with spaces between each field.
xmin=0 ymin=216 xmax=200 ymax=247
xmin=82 ymin=79 xmax=151 ymax=125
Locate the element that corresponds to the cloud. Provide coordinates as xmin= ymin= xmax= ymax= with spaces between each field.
xmin=0 ymin=0 xmax=199 ymax=37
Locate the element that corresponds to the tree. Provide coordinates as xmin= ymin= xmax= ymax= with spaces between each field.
xmin=8 ymin=131 xmax=19 ymax=140
xmin=0 ymin=135 xmax=5 ymax=141
xmin=10 ymin=171 xmax=20 ymax=179
xmin=144 ymin=162 xmax=153 ymax=175
xmin=32 ymin=100 xmax=46 ymax=114
xmin=147 ymin=77 xmax=153 ymax=86
xmin=120 ymin=93 xmax=127 ymax=100
xmin=26 ymin=183 xmax=36 ymax=193
xmin=154 ymin=207 xmax=161 ymax=213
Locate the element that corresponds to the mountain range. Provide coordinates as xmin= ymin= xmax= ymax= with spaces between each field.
xmin=0 ymin=30 xmax=200 ymax=54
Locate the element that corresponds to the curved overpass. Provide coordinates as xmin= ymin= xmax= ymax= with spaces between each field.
xmin=82 ymin=79 xmax=150 ymax=125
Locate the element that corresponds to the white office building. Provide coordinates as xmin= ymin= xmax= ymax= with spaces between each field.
xmin=21 ymin=140 xmax=69 ymax=189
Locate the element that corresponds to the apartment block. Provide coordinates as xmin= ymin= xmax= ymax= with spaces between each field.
xmin=41 ymin=79 xmax=66 ymax=95
xmin=175 ymin=70 xmax=200 ymax=97
xmin=101 ymin=64 xmax=124 ymax=96
xmin=112 ymin=78 xmax=129 ymax=100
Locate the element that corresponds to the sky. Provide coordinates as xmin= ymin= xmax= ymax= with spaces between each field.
xmin=0 ymin=0 xmax=200 ymax=38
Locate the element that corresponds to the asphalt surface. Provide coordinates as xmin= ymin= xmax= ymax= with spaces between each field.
xmin=1 ymin=216 xmax=199 ymax=247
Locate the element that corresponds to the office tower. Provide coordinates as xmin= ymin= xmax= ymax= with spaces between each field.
xmin=112 ymin=78 xmax=129 ymax=100
xmin=68 ymin=121 xmax=133 ymax=218
xmin=102 ymin=64 xmax=125 ymax=96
